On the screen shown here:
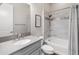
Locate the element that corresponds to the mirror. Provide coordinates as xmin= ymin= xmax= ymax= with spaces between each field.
xmin=13 ymin=3 xmax=31 ymax=35
xmin=0 ymin=3 xmax=31 ymax=38
xmin=0 ymin=3 xmax=13 ymax=37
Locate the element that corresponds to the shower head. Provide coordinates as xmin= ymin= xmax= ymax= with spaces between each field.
xmin=49 ymin=15 xmax=52 ymax=18
xmin=45 ymin=14 xmax=53 ymax=21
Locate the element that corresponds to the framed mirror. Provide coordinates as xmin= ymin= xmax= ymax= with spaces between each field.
xmin=35 ymin=14 xmax=41 ymax=27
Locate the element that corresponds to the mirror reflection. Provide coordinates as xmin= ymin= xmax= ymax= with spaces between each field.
xmin=0 ymin=3 xmax=31 ymax=42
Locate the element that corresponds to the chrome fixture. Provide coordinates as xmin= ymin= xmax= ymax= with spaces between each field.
xmin=45 ymin=14 xmax=53 ymax=21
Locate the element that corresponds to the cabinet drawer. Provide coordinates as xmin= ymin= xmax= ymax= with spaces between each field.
xmin=23 ymin=41 xmax=41 ymax=55
xmin=30 ymin=48 xmax=41 ymax=55
xmin=11 ymin=40 xmax=41 ymax=55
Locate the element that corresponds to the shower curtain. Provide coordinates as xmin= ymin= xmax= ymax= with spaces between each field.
xmin=69 ymin=5 xmax=78 ymax=55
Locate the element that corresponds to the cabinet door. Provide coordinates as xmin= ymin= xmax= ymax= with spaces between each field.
xmin=30 ymin=48 xmax=41 ymax=55
xmin=11 ymin=40 xmax=41 ymax=55
xmin=24 ymin=41 xmax=41 ymax=55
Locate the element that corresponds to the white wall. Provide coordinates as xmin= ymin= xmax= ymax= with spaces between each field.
xmin=30 ymin=3 xmax=51 ymax=37
xmin=50 ymin=8 xmax=70 ymax=39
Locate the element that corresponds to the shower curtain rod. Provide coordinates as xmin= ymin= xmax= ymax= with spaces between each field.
xmin=52 ymin=7 xmax=71 ymax=13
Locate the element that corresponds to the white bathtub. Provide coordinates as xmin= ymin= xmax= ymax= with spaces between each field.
xmin=45 ymin=37 xmax=69 ymax=55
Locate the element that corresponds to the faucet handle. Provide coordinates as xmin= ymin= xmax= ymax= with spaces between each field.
xmin=18 ymin=33 xmax=22 ymax=37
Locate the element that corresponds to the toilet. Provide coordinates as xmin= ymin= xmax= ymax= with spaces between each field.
xmin=41 ymin=44 xmax=54 ymax=55
xmin=41 ymin=37 xmax=55 ymax=55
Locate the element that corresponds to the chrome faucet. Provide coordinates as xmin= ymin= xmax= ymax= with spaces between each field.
xmin=17 ymin=33 xmax=21 ymax=40
xmin=14 ymin=33 xmax=22 ymax=40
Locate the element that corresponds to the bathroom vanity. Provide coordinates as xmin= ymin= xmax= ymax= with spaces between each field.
xmin=0 ymin=36 xmax=42 ymax=55
xmin=11 ymin=40 xmax=41 ymax=55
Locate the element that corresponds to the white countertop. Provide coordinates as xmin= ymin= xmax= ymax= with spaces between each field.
xmin=0 ymin=35 xmax=43 ymax=55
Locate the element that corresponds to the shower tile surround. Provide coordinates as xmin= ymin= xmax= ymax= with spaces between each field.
xmin=49 ymin=8 xmax=70 ymax=40
xmin=43 ymin=8 xmax=71 ymax=55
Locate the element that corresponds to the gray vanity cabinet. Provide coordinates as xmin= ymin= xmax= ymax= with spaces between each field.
xmin=10 ymin=40 xmax=41 ymax=55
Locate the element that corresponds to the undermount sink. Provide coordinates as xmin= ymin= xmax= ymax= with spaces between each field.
xmin=14 ymin=39 xmax=31 ymax=45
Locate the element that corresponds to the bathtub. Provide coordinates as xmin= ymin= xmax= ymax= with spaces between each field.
xmin=45 ymin=37 xmax=69 ymax=55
